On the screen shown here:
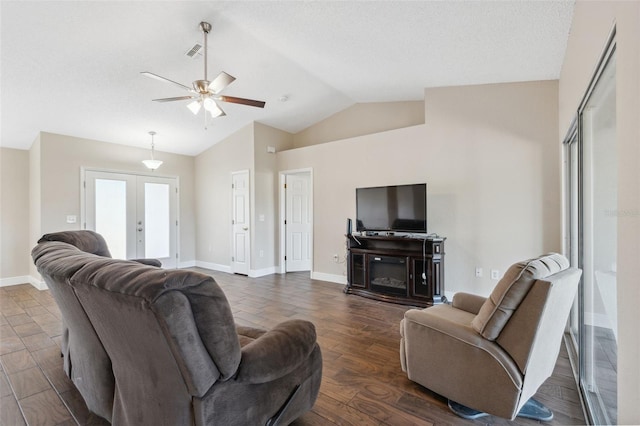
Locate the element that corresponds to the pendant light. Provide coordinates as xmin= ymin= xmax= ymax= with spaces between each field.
xmin=142 ymin=131 xmax=163 ymax=171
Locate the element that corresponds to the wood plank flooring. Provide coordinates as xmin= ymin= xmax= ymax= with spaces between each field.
xmin=0 ymin=270 xmax=586 ymax=425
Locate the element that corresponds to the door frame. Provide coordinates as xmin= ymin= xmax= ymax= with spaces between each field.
xmin=80 ymin=167 xmax=181 ymax=266
xmin=278 ymin=168 xmax=313 ymax=275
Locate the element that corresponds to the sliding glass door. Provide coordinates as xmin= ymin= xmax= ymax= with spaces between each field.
xmin=563 ymin=35 xmax=617 ymax=425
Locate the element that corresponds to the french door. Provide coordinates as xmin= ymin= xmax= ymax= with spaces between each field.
xmin=83 ymin=170 xmax=178 ymax=268
xmin=563 ymin=32 xmax=617 ymax=425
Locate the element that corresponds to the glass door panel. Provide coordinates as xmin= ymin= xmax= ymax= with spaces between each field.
xmin=580 ymin=49 xmax=617 ymax=425
xmin=564 ymin=40 xmax=617 ymax=425
xmin=94 ymin=178 xmax=128 ymax=259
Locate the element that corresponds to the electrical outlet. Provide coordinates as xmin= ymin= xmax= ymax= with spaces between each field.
xmin=491 ymin=269 xmax=500 ymax=280
xmin=475 ymin=267 xmax=483 ymax=278
xmin=333 ymin=254 xmax=339 ymax=262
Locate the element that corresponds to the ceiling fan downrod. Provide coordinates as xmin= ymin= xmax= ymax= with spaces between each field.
xmin=200 ymin=21 xmax=211 ymax=83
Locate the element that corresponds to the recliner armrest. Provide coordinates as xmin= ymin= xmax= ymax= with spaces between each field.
xmin=235 ymin=320 xmax=317 ymax=384
xmin=131 ymin=258 xmax=162 ymax=267
xmin=452 ymin=292 xmax=487 ymax=315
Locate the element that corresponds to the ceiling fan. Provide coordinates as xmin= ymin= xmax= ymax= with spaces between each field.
xmin=142 ymin=21 xmax=265 ymax=122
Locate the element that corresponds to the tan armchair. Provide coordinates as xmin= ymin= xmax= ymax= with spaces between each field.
xmin=400 ymin=253 xmax=581 ymax=420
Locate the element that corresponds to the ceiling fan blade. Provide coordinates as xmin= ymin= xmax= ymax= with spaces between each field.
xmin=208 ymin=71 xmax=236 ymax=94
xmin=152 ymin=96 xmax=197 ymax=102
xmin=141 ymin=72 xmax=192 ymax=92
xmin=219 ymin=96 xmax=266 ymax=108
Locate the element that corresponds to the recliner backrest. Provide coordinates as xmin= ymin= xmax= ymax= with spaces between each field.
xmin=471 ymin=253 xmax=570 ymax=340
xmin=38 ymin=230 xmax=112 ymax=257
xmin=65 ymin=247 xmax=241 ymax=425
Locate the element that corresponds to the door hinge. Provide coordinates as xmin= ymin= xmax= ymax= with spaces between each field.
xmin=284 ymin=183 xmax=287 ymax=189
xmin=284 ymin=255 xmax=287 ymax=261
xmin=176 ymin=253 xmax=178 ymax=259
xmin=232 ymin=219 xmax=235 ymax=225
xmin=176 ymin=187 xmax=178 ymax=194
xmin=232 ymin=256 xmax=235 ymax=262
xmin=232 ymin=183 xmax=235 ymax=189
xmin=83 ymin=181 xmax=86 ymax=189
xmin=176 ymin=220 xmax=178 ymax=226
xmin=284 ymin=220 xmax=287 ymax=225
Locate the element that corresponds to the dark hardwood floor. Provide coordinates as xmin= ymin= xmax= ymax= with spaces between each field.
xmin=0 ymin=270 xmax=586 ymax=425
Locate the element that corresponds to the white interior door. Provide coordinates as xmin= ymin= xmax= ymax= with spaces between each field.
xmin=231 ymin=170 xmax=250 ymax=275
xmin=285 ymin=173 xmax=311 ymax=272
xmin=84 ymin=170 xmax=178 ymax=268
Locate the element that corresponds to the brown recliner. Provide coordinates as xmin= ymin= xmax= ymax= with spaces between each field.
xmin=33 ymin=231 xmax=162 ymax=421
xmin=33 ymin=233 xmax=322 ymax=425
xmin=400 ymin=253 xmax=581 ymax=420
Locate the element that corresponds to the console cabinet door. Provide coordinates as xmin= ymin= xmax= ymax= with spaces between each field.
xmin=350 ymin=252 xmax=367 ymax=288
xmin=411 ymin=258 xmax=432 ymax=300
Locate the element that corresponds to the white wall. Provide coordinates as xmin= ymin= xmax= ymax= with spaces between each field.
xmin=277 ymin=80 xmax=560 ymax=297
xmin=559 ymin=1 xmax=640 ymax=422
xmin=0 ymin=148 xmax=30 ymax=284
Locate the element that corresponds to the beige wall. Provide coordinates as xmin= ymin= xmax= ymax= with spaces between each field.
xmin=253 ymin=123 xmax=294 ymax=271
xmin=559 ymin=1 xmax=640 ymax=422
xmin=292 ymin=101 xmax=425 ymax=148
xmin=37 ymin=132 xmax=197 ymax=264
xmin=194 ymin=122 xmax=294 ymax=273
xmin=195 ymin=124 xmax=253 ymax=268
xmin=28 ymin=136 xmax=41 ymax=278
xmin=0 ymin=148 xmax=30 ymax=281
xmin=277 ymin=80 xmax=560 ymax=295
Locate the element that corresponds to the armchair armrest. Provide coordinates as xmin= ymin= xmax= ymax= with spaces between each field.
xmin=452 ymin=292 xmax=487 ymax=315
xmin=131 ymin=258 xmax=162 ymax=267
xmin=235 ymin=320 xmax=317 ymax=384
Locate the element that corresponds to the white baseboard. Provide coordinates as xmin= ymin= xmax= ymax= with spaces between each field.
xmin=311 ymin=271 xmax=347 ymax=285
xmin=0 ymin=275 xmax=48 ymax=290
xmin=0 ymin=276 xmax=32 ymax=288
xmin=194 ymin=261 xmax=232 ymax=274
xmin=178 ymin=260 xmax=196 ymax=268
xmin=30 ymin=277 xmax=47 ymax=290
xmin=249 ymin=266 xmax=278 ymax=278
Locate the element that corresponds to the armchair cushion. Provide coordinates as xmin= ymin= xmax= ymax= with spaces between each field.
xmin=452 ymin=292 xmax=487 ymax=315
xmin=471 ymin=253 xmax=569 ymax=340
xmin=235 ymin=320 xmax=317 ymax=384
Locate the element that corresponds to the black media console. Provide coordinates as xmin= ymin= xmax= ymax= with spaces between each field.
xmin=345 ymin=234 xmax=446 ymax=307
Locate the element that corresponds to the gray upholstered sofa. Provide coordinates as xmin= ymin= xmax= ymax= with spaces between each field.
xmin=32 ymin=231 xmax=322 ymax=425
xmin=400 ymin=253 xmax=581 ymax=420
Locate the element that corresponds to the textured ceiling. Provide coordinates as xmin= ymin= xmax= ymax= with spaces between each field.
xmin=0 ymin=1 xmax=575 ymax=156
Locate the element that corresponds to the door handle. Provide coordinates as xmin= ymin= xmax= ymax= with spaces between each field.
xmin=243 ymin=227 xmax=249 ymax=231
xmin=137 ymin=227 xmax=143 ymax=232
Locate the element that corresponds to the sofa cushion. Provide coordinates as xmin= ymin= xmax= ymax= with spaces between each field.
xmin=471 ymin=253 xmax=569 ymax=340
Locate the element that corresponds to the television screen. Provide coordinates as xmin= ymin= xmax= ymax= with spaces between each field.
xmin=356 ymin=184 xmax=427 ymax=233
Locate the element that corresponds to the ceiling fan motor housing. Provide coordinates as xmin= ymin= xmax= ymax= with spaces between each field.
xmin=193 ymin=80 xmax=210 ymax=94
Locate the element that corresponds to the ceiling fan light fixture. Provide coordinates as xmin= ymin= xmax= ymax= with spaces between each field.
xmin=142 ymin=131 xmax=163 ymax=171
xmin=187 ymin=100 xmax=202 ymax=115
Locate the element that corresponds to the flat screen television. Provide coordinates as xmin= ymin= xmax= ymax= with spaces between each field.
xmin=356 ymin=183 xmax=427 ymax=233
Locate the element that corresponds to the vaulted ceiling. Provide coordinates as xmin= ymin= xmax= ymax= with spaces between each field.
xmin=0 ymin=1 xmax=574 ymax=156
